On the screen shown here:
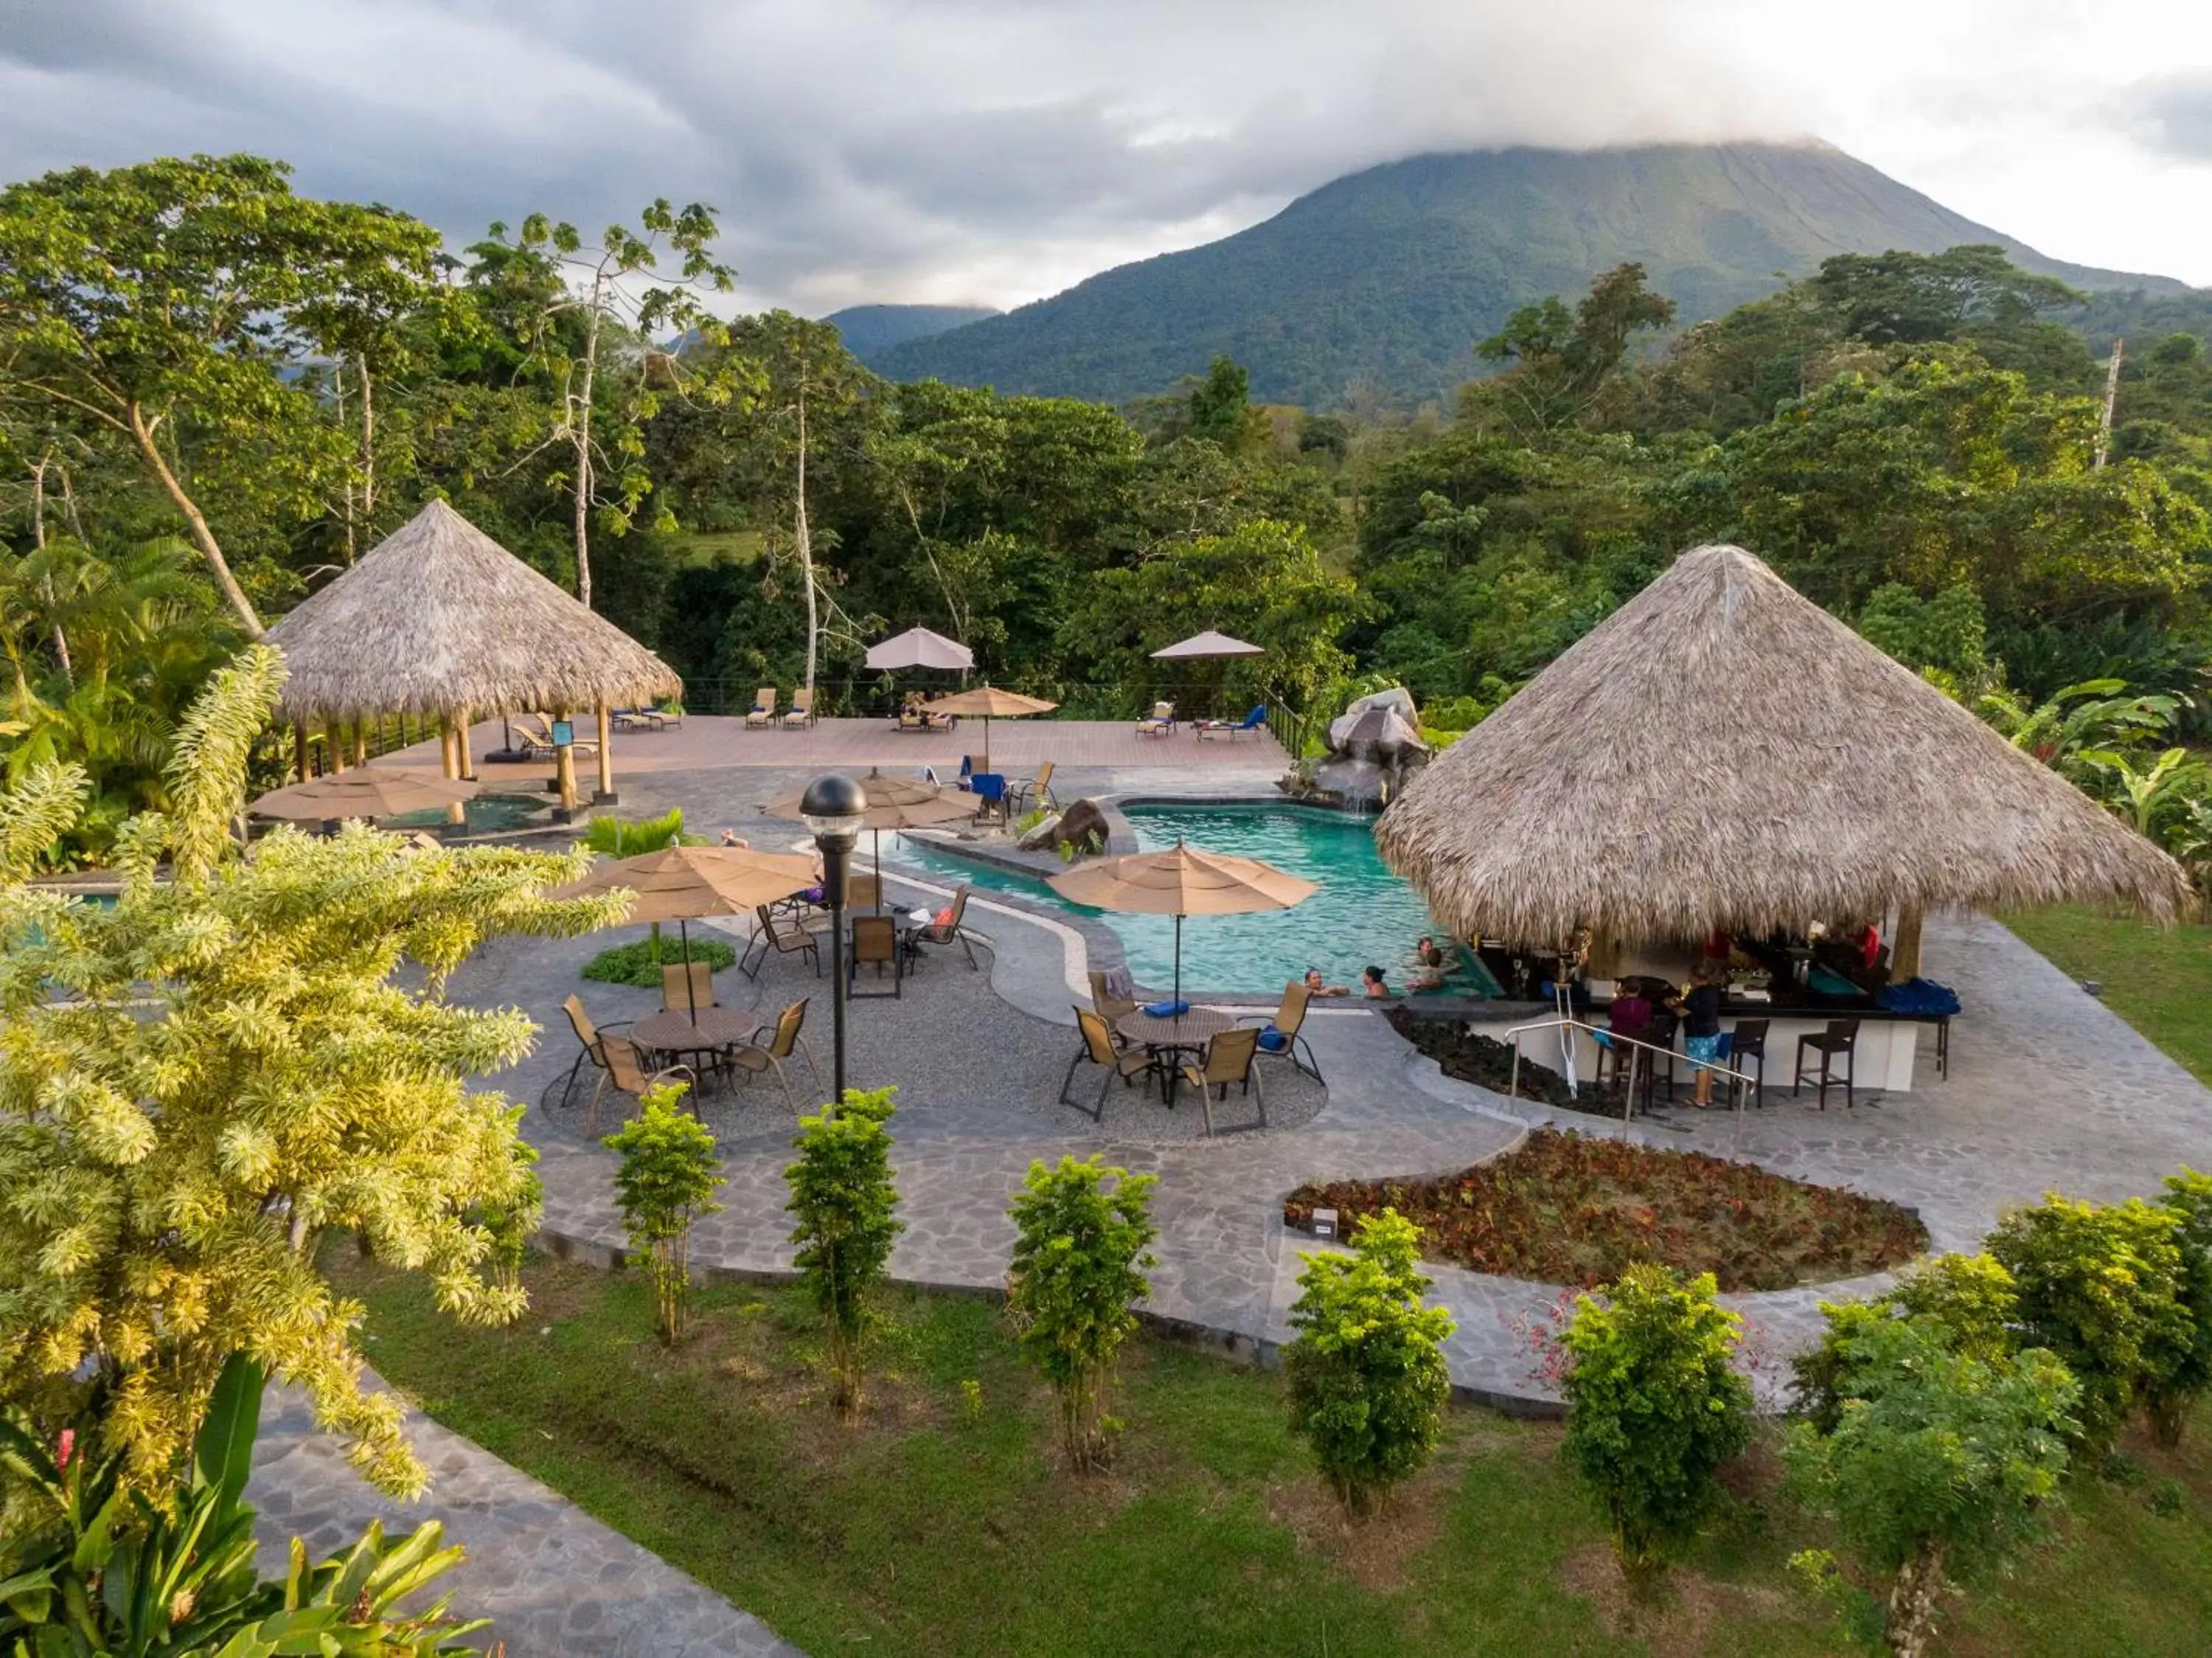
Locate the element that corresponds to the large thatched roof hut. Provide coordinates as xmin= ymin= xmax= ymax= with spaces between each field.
xmin=1376 ymin=544 xmax=2191 ymax=949
xmin=265 ymin=500 xmax=679 ymax=807
xmin=266 ymin=499 xmax=678 ymax=724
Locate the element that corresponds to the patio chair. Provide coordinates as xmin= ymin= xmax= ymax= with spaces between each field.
xmin=1089 ymin=968 xmax=1138 ymax=1023
xmin=1720 ymin=1019 xmax=1769 ymax=1109
xmin=1061 ymin=1006 xmax=1159 ymax=1121
xmin=849 ymin=914 xmax=902 ymax=997
xmin=586 ymin=1035 xmax=695 ymax=1136
xmin=1794 ymin=1018 xmax=1861 ymax=1110
xmin=1007 ymin=760 xmax=1058 ymax=814
xmin=954 ymin=755 xmax=982 ymax=791
xmin=970 ymin=773 xmax=1008 ymax=822
xmin=741 ymin=902 xmax=821 ymax=979
xmin=1178 ymin=1026 xmax=1266 ymax=1136
xmin=515 ymin=712 xmax=599 ymax=758
xmin=724 ymin=998 xmax=824 ymax=1112
xmin=847 ymin=873 xmax=882 ymax=909
xmin=552 ymin=993 xmax=630 ymax=1107
xmin=782 ymin=686 xmax=816 ymax=729
xmin=1236 ymin=980 xmax=1323 ymax=1082
xmin=915 ymin=886 xmax=981 ymax=969
xmin=744 ymin=687 xmax=779 ymax=729
xmin=1194 ymin=705 xmax=1267 ymax=740
xmin=1135 ymin=701 xmax=1176 ymax=737
xmin=660 ymin=959 xmax=718 ymax=1013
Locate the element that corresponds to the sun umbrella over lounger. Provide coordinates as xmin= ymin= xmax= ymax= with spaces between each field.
xmin=1048 ymin=839 xmax=1316 ymax=1010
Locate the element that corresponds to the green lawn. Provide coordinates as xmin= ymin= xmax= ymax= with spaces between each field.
xmin=2004 ymin=904 xmax=2212 ymax=1084
xmin=338 ymin=1256 xmax=2212 ymax=1658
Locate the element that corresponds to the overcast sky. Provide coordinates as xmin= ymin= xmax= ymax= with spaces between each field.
xmin=3 ymin=0 xmax=2209 ymax=313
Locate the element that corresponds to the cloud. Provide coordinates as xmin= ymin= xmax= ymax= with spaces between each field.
xmin=1 ymin=0 xmax=2206 ymax=305
xmin=2111 ymin=72 xmax=2212 ymax=160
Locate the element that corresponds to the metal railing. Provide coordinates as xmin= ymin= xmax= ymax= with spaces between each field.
xmin=1500 ymin=1016 xmax=1761 ymax=1128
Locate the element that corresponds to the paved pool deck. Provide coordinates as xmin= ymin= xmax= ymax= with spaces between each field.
xmin=257 ymin=757 xmax=2212 ymax=1656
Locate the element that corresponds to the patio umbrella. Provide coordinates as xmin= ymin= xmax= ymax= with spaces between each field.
xmin=866 ymin=625 xmax=974 ymax=671
xmin=1047 ymin=839 xmax=1317 ymax=1011
xmin=1149 ymin=631 xmax=1265 ymax=660
xmin=250 ymin=769 xmax=481 ymax=822
xmin=918 ymin=684 xmax=1057 ymax=773
xmin=549 ymin=844 xmax=820 ymax=1023
xmin=762 ymin=768 xmax=978 ymax=895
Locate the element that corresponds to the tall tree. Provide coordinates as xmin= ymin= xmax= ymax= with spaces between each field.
xmin=1469 ymin=263 xmax=1676 ymax=438
xmin=0 ymin=156 xmax=443 ymax=633
xmin=487 ymin=201 xmax=737 ymax=607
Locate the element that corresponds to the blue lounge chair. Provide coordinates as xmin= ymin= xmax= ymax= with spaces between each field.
xmin=1195 ymin=705 xmax=1267 ymax=740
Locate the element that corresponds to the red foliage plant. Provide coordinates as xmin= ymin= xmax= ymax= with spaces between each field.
xmin=1283 ymin=1128 xmax=1927 ymax=1292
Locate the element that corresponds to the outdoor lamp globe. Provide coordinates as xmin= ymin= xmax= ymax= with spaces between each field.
xmin=800 ymin=773 xmax=868 ymax=847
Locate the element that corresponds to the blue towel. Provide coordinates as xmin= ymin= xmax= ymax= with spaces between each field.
xmin=1878 ymin=977 xmax=1963 ymax=1017
xmin=1256 ymin=1027 xmax=1287 ymax=1052
xmin=1142 ymin=999 xmax=1191 ymax=1018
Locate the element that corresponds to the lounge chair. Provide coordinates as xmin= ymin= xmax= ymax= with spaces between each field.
xmin=1194 ymin=706 xmax=1267 ymax=740
xmin=744 ymin=687 xmax=779 ymax=729
xmin=916 ymin=886 xmax=981 ymax=969
xmin=1060 ymin=1006 xmax=1159 ymax=1120
xmin=1088 ymin=968 xmax=1138 ymax=1024
xmin=741 ymin=903 xmax=821 ymax=979
xmin=782 ymin=686 xmax=816 ymax=729
xmin=1135 ymin=701 xmax=1176 ymax=737
xmin=652 ymin=701 xmax=684 ymax=729
xmin=610 ymin=707 xmax=662 ymax=731
xmin=586 ymin=1035 xmax=695 ymax=1136
xmin=1178 ymin=1027 xmax=1266 ymax=1137
xmin=725 ymin=999 xmax=824 ymax=1112
xmin=513 ymin=712 xmax=599 ymax=759
xmin=849 ymin=914 xmax=902 ymax=996
xmin=1237 ymin=981 xmax=1323 ymax=1081
xmin=1006 ymin=760 xmax=1058 ymax=814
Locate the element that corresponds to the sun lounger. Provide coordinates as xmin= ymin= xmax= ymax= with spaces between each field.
xmin=1194 ymin=705 xmax=1267 ymax=740
xmin=1135 ymin=701 xmax=1176 ymax=737
xmin=782 ymin=687 xmax=815 ymax=729
xmin=745 ymin=687 xmax=778 ymax=729
xmin=513 ymin=712 xmax=599 ymax=759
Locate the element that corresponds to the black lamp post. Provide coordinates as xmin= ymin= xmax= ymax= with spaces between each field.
xmin=800 ymin=772 xmax=868 ymax=1103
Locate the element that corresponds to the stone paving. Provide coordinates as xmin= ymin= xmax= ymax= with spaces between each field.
xmin=259 ymin=757 xmax=2212 ymax=1651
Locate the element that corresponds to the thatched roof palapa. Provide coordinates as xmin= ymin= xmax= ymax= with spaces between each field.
xmin=264 ymin=499 xmax=681 ymax=723
xmin=1376 ymin=544 xmax=2193 ymax=946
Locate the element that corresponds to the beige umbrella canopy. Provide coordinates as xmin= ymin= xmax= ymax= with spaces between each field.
xmin=762 ymin=769 xmax=978 ymax=892
xmin=549 ymin=844 xmax=821 ymax=1021
xmin=866 ymin=626 xmax=975 ymax=671
xmin=919 ymin=684 xmax=1057 ymax=771
xmin=1150 ymin=631 xmax=1265 ymax=659
xmin=1374 ymin=544 xmax=2195 ymax=951
xmin=249 ymin=769 xmax=481 ymax=822
xmin=1049 ymin=841 xmax=1318 ymax=1007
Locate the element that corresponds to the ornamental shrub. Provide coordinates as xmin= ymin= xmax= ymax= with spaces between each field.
xmin=1987 ymin=1193 xmax=2193 ymax=1451
xmin=605 ymin=1081 xmax=724 ymax=1345
xmin=1786 ymin=1317 xmax=2077 ymax=1658
xmin=2151 ymin=1168 xmax=2212 ymax=1445
xmin=1004 ymin=1156 xmax=1158 ymax=1471
xmin=1283 ymin=1207 xmax=1456 ymax=1517
xmin=1559 ymin=1263 xmax=1753 ymax=1586
xmin=786 ymin=1086 xmax=905 ymax=1421
xmin=1791 ymin=1252 xmax=2020 ymax=1433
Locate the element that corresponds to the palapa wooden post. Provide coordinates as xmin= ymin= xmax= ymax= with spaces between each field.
xmin=293 ymin=722 xmax=310 ymax=782
xmin=1891 ymin=906 xmax=1924 ymax=984
xmin=457 ymin=718 xmax=476 ymax=781
xmin=554 ymin=709 xmax=579 ymax=814
xmin=328 ymin=720 xmax=347 ymax=773
xmin=352 ymin=723 xmax=368 ymax=767
xmin=439 ymin=715 xmax=466 ymax=826
xmin=595 ymin=701 xmax=614 ymax=802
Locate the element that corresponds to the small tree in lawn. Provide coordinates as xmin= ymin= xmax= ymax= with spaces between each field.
xmin=1559 ymin=1263 xmax=1753 ymax=1588
xmin=1988 ymin=1193 xmax=2192 ymax=1452
xmin=786 ymin=1086 xmax=904 ymax=1421
xmin=1787 ymin=1317 xmax=2078 ymax=1658
xmin=2152 ymin=1169 xmax=2212 ymax=1445
xmin=1284 ymin=1207 xmax=1455 ymax=1518
xmin=1792 ymin=1252 xmax=2020 ymax=1434
xmin=1005 ymin=1156 xmax=1158 ymax=1471
xmin=604 ymin=1080 xmax=723 ymax=1345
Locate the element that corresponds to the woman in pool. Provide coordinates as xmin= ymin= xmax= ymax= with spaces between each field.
xmin=1304 ymin=966 xmax=1349 ymax=998
xmin=1362 ymin=965 xmax=1391 ymax=999
xmin=1408 ymin=935 xmax=1448 ymax=991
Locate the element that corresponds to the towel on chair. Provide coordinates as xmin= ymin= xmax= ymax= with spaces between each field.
xmin=1104 ymin=966 xmax=1136 ymax=1002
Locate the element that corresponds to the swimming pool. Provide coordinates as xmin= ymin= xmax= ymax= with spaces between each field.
xmin=387 ymin=792 xmax=549 ymax=833
xmin=894 ymin=801 xmax=1465 ymax=995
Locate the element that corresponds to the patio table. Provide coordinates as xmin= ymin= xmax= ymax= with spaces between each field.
xmin=633 ymin=1005 xmax=763 ymax=1089
xmin=1116 ymin=1007 xmax=1234 ymax=1109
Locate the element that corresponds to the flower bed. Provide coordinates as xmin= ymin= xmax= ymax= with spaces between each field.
xmin=1385 ymin=1006 xmax=1607 ymax=1114
xmin=1283 ymin=1128 xmax=1927 ymax=1291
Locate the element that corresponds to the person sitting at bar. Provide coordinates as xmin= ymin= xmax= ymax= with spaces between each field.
xmin=1596 ymin=980 xmax=1653 ymax=1047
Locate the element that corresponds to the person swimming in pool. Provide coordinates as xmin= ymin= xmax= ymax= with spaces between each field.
xmin=1362 ymin=965 xmax=1391 ymax=999
xmin=1304 ymin=966 xmax=1349 ymax=998
xmin=1408 ymin=935 xmax=1448 ymax=991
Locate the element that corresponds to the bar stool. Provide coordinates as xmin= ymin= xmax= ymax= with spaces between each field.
xmin=1794 ymin=1018 xmax=1860 ymax=1110
xmin=1639 ymin=1008 xmax=1680 ymax=1109
xmin=1725 ymin=1019 xmax=1768 ymax=1109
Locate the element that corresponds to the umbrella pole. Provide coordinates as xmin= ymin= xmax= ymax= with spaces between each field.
xmin=1174 ymin=912 xmax=1183 ymax=1011
xmin=873 ymin=825 xmax=884 ymax=905
xmin=683 ymin=919 xmax=699 ymax=1024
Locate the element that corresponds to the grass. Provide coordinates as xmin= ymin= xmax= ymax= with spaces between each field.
xmin=1284 ymin=1128 xmax=1927 ymax=1292
xmin=336 ymin=1253 xmax=2212 ymax=1658
xmin=580 ymin=936 xmax=738 ymax=988
xmin=2003 ymin=903 xmax=2212 ymax=1085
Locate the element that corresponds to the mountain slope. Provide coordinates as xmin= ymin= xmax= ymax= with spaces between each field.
xmin=823 ymin=303 xmax=1001 ymax=359
xmin=874 ymin=142 xmax=2183 ymax=407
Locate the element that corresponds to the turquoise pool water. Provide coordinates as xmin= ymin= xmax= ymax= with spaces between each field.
xmin=387 ymin=792 xmax=548 ymax=833
xmin=895 ymin=802 xmax=1462 ymax=996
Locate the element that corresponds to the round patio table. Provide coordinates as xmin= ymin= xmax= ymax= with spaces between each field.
xmin=1116 ymin=1007 xmax=1235 ymax=1109
xmin=632 ymin=1005 xmax=762 ymax=1084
